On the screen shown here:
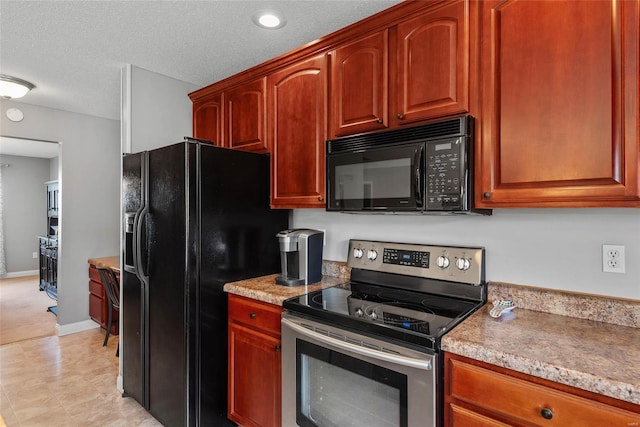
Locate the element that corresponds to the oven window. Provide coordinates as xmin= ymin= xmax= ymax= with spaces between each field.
xmin=296 ymin=340 xmax=407 ymax=427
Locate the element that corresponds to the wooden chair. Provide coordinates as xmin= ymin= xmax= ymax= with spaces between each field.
xmin=97 ymin=267 xmax=120 ymax=356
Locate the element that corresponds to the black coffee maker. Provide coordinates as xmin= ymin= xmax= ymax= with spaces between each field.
xmin=275 ymin=229 xmax=324 ymax=286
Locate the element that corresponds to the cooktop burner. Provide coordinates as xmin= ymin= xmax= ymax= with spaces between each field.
xmin=284 ymin=282 xmax=481 ymax=349
xmin=283 ymin=240 xmax=487 ymax=351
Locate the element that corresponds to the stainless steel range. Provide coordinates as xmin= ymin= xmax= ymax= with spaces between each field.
xmin=281 ymin=239 xmax=486 ymax=427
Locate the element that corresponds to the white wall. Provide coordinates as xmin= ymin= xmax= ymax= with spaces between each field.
xmin=293 ymin=208 xmax=640 ymax=300
xmin=0 ymin=99 xmax=120 ymax=327
xmin=123 ymin=65 xmax=198 ymax=153
xmin=0 ymin=154 xmax=49 ymax=272
xmin=50 ymin=156 xmax=59 ymax=181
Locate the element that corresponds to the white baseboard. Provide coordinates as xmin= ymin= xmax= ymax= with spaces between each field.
xmin=4 ymin=270 xmax=39 ymax=278
xmin=56 ymin=319 xmax=100 ymax=336
xmin=117 ymin=374 xmax=124 ymax=393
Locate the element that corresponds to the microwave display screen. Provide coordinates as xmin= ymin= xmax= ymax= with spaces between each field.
xmin=335 ymin=158 xmax=411 ymax=200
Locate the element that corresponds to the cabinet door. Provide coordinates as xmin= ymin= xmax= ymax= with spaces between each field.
xmin=395 ymin=0 xmax=470 ymax=126
xmin=193 ymin=94 xmax=223 ymax=146
xmin=228 ymin=323 xmax=281 ymax=427
xmin=477 ymin=0 xmax=640 ymax=207
xmin=226 ymin=78 xmax=268 ymax=153
xmin=330 ymin=30 xmax=388 ymax=137
xmin=269 ymin=54 xmax=327 ymax=208
xmin=89 ymin=291 xmax=102 ymax=324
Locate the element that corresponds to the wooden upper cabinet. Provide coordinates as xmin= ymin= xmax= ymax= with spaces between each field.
xmin=193 ymin=94 xmax=223 ymax=146
xmin=269 ymin=54 xmax=327 ymax=208
xmin=330 ymin=30 xmax=389 ymax=137
xmin=477 ymin=0 xmax=640 ymax=207
xmin=394 ymin=0 xmax=470 ymax=127
xmin=225 ymin=77 xmax=268 ymax=153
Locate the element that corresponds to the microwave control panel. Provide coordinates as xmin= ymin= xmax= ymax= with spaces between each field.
xmin=425 ymin=137 xmax=467 ymax=210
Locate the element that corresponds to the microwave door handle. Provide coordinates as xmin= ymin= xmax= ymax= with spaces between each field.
xmin=414 ymin=146 xmax=424 ymax=206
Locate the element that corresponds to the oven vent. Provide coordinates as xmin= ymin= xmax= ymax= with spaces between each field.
xmin=327 ymin=115 xmax=472 ymax=154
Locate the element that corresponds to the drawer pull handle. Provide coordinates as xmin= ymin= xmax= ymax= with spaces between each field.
xmin=275 ymin=345 xmax=281 ymax=352
xmin=249 ymin=313 xmax=256 ymax=319
xmin=540 ymin=408 xmax=553 ymax=420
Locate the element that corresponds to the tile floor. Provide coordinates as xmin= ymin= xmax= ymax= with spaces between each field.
xmin=0 ymin=329 xmax=161 ymax=426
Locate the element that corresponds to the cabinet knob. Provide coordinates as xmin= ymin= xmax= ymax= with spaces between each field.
xmin=540 ymin=408 xmax=553 ymax=420
xmin=483 ymin=192 xmax=491 ymax=199
xmin=397 ymin=113 xmax=405 ymax=120
xmin=249 ymin=313 xmax=256 ymax=319
xmin=274 ymin=345 xmax=281 ymax=352
xmin=376 ymin=118 xmax=383 ymax=124
xmin=318 ymin=196 xmax=324 ymax=202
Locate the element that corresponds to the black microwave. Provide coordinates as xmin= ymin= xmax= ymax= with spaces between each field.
xmin=326 ymin=116 xmax=490 ymax=215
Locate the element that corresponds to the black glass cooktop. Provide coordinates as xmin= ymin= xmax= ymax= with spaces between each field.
xmin=283 ymin=281 xmax=483 ymax=351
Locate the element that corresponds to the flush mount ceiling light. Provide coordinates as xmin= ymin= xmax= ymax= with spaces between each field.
xmin=0 ymin=74 xmax=35 ymax=99
xmin=252 ymin=9 xmax=287 ymax=29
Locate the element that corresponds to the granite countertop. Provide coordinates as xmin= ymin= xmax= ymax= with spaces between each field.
xmin=441 ymin=303 xmax=640 ymax=406
xmin=224 ymin=274 xmax=346 ymax=306
xmin=88 ymin=256 xmax=120 ymax=273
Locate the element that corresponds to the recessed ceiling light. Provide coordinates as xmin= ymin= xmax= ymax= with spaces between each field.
xmin=252 ymin=10 xmax=286 ymax=29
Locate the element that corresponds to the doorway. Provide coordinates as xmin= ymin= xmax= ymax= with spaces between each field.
xmin=0 ymin=136 xmax=60 ymax=343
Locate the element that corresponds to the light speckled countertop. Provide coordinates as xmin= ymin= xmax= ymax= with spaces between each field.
xmin=442 ymin=301 xmax=640 ymax=406
xmin=224 ymin=274 xmax=346 ymax=306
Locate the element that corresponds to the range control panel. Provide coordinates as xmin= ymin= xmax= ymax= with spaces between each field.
xmin=383 ymin=248 xmax=430 ymax=268
xmin=348 ymin=239 xmax=484 ymax=285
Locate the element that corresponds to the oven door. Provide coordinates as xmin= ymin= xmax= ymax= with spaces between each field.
xmin=326 ymin=141 xmax=425 ymax=212
xmin=282 ymin=314 xmax=436 ymax=427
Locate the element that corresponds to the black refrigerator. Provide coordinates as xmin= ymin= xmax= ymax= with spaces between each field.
xmin=121 ymin=140 xmax=288 ymax=426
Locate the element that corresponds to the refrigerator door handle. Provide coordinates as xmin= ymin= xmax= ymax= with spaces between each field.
xmin=135 ymin=152 xmax=150 ymax=287
xmin=135 ymin=206 xmax=149 ymax=284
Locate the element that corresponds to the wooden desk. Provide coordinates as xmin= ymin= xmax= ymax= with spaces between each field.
xmin=88 ymin=257 xmax=119 ymax=335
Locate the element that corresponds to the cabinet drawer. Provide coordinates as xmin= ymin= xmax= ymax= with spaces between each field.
xmin=449 ymin=359 xmax=640 ymax=426
xmin=89 ymin=279 xmax=103 ymax=297
xmin=450 ymin=404 xmax=511 ymax=427
xmin=88 ymin=265 xmax=101 ymax=282
xmin=228 ymin=294 xmax=282 ymax=336
xmin=89 ymin=293 xmax=102 ymax=323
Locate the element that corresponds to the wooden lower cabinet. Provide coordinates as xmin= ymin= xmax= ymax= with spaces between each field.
xmin=444 ymin=353 xmax=640 ymax=427
xmin=227 ymin=294 xmax=282 ymax=427
xmin=88 ymin=264 xmax=118 ymax=335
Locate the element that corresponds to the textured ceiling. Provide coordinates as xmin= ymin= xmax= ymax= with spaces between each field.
xmin=0 ymin=0 xmax=400 ymax=121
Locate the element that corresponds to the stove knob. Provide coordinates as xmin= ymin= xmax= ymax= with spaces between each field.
xmin=353 ymin=248 xmax=364 ymax=259
xmin=436 ymin=255 xmax=450 ymax=269
xmin=355 ymin=308 xmax=364 ymax=317
xmin=369 ymin=311 xmax=378 ymax=321
xmin=456 ymin=257 xmax=471 ymax=271
xmin=367 ymin=250 xmax=378 ymax=261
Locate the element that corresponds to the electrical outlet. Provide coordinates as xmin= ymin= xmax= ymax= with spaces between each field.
xmin=32 ymin=252 xmax=38 ymax=259
xmin=602 ymin=244 xmax=625 ymax=274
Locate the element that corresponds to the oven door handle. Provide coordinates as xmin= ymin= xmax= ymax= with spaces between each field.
xmin=282 ymin=318 xmax=432 ymax=371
